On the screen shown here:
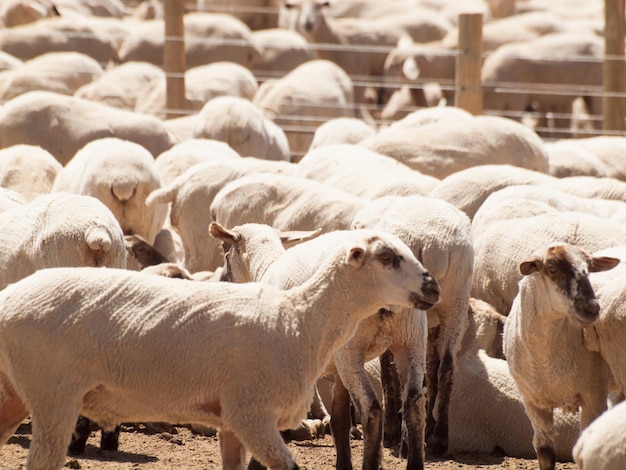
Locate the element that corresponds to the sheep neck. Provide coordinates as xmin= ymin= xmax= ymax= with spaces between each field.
xmin=285 ymin=258 xmax=384 ymax=377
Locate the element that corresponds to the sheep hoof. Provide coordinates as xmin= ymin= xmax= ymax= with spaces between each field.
xmin=350 ymin=426 xmax=362 ymax=440
xmin=427 ymin=434 xmax=448 ymax=456
xmin=537 ymin=445 xmax=556 ymax=470
xmin=100 ymin=426 xmax=120 ymax=451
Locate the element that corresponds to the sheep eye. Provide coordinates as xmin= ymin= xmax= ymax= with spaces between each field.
xmin=547 ymin=261 xmax=558 ymax=274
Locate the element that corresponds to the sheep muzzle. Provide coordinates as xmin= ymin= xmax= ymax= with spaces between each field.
xmin=410 ymin=276 xmax=440 ymax=310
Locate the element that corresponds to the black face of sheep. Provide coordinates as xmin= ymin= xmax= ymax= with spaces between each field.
xmin=519 ymin=243 xmax=620 ymax=326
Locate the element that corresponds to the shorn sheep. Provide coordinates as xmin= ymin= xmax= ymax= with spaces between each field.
xmin=209 ymin=221 xmax=428 ymax=469
xmin=573 ymin=399 xmax=626 ymax=470
xmin=503 ymin=243 xmax=619 ymax=470
xmin=351 ymin=195 xmax=474 ymax=459
xmin=0 ymin=229 xmax=440 ymax=470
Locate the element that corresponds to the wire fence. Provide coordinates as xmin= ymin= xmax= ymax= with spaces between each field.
xmin=0 ymin=0 xmax=624 ymax=146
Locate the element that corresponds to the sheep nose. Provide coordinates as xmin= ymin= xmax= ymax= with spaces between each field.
xmin=574 ymin=298 xmax=601 ymax=325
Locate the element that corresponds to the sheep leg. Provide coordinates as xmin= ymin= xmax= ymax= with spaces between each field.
xmin=0 ymin=390 xmax=28 ymax=447
xmin=330 ymin=376 xmax=353 ymax=470
xmin=380 ymin=349 xmax=402 ymax=450
xmin=220 ymin=429 xmax=247 ymax=470
xmin=100 ymin=424 xmax=121 ymax=451
xmin=68 ymin=415 xmax=92 ymax=454
xmin=524 ymin=404 xmax=556 ymax=470
xmin=390 ymin=344 xmax=427 ymax=470
xmin=425 ymin=326 xmax=440 ymax=446
xmin=335 ymin=363 xmax=383 ymax=470
xmin=28 ymin=396 xmax=83 ymax=470
xmin=231 ymin=420 xmax=298 ymax=470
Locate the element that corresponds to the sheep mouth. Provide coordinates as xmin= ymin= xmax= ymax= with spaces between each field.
xmin=573 ymin=299 xmax=601 ymax=326
xmin=410 ymin=291 xmax=439 ymax=311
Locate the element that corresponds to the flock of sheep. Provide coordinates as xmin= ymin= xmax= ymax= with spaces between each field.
xmin=0 ymin=0 xmax=624 ymax=469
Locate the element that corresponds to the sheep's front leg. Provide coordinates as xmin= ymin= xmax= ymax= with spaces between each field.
xmin=330 ymin=376 xmax=353 ymax=470
xmin=390 ymin=344 xmax=427 ymax=470
xmin=380 ymin=349 xmax=402 ymax=450
xmin=220 ymin=430 xmax=247 ymax=470
xmin=524 ymin=402 xmax=556 ymax=470
xmin=229 ymin=415 xmax=298 ymax=470
xmin=335 ymin=362 xmax=383 ymax=470
xmin=28 ymin=395 xmax=83 ymax=470
xmin=0 ymin=390 xmax=28 ymax=448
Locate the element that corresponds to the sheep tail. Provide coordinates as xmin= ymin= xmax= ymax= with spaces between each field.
xmin=85 ymin=227 xmax=113 ymax=253
xmin=145 ymin=185 xmax=177 ymax=207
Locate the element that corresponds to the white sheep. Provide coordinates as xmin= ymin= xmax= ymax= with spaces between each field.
xmin=573 ymin=399 xmax=626 ymax=470
xmin=0 ymin=90 xmax=175 ymax=166
xmin=503 ymin=242 xmax=619 ymax=470
xmin=210 ymin=172 xmax=368 ymax=235
xmin=0 ymin=51 xmax=103 ymax=102
xmin=471 ymin=184 xmax=626 ymax=241
xmin=210 ymin=221 xmax=437 ymax=469
xmin=252 ymin=59 xmax=355 ymax=161
xmin=351 ymin=195 xmax=474 ymax=459
xmin=277 ymin=0 xmax=452 ymax=108
xmin=429 ymin=163 xmax=557 ymax=220
xmin=0 ymin=0 xmax=58 ymax=27
xmin=146 ymin=159 xmax=296 ymax=273
xmin=52 ymin=137 xmax=168 ymax=246
xmin=74 ymin=61 xmax=166 ymax=111
xmin=472 ymin=211 xmax=626 ymax=316
xmin=360 ymin=114 xmax=550 ymax=179
xmin=192 ymin=95 xmax=291 ymax=161
xmin=250 ymin=28 xmax=315 ymax=81
xmin=0 ymin=192 xmax=127 ymax=290
xmin=541 ymin=175 xmax=626 ymax=202
xmin=446 ymin=299 xmax=581 ymax=460
xmin=295 ymin=143 xmax=440 ymax=199
xmin=307 ymin=117 xmax=375 ymax=151
xmin=0 ymin=228 xmax=440 ymax=470
xmin=153 ymin=138 xmax=242 ymax=187
xmin=136 ymin=61 xmax=259 ymax=119
xmin=0 ymin=144 xmax=62 ymax=201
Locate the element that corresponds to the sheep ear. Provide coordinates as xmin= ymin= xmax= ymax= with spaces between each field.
xmin=280 ymin=227 xmax=322 ymax=249
xmin=519 ymin=256 xmax=543 ymax=275
xmin=590 ymin=256 xmax=620 ymax=273
xmin=347 ymin=245 xmax=366 ymax=269
xmin=208 ymin=222 xmax=241 ymax=246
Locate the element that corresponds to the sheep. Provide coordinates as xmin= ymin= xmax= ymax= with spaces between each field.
xmin=0 ymin=144 xmax=63 ymax=201
xmin=307 ymin=117 xmax=376 ymax=151
xmin=252 ymin=59 xmax=355 ymax=161
xmin=192 ymin=95 xmax=291 ymax=161
xmin=277 ymin=0 xmax=452 ymax=109
xmin=541 ymin=175 xmax=626 ymax=202
xmin=429 ymin=163 xmax=556 ymax=220
xmin=250 ymin=28 xmax=315 ymax=82
xmin=471 ymin=184 xmax=626 ymax=241
xmin=74 ymin=61 xmax=166 ymax=111
xmin=446 ymin=298 xmax=581 ymax=460
xmin=136 ymin=61 xmax=259 ymax=119
xmin=360 ymin=114 xmax=550 ymax=179
xmin=117 ymin=12 xmax=261 ymax=69
xmin=145 ymin=159 xmax=297 ymax=273
xmin=209 ymin=172 xmax=368 ymax=236
xmin=0 ymin=51 xmax=103 ymax=102
xmin=295 ymin=144 xmax=440 ymax=199
xmin=210 ymin=221 xmax=435 ymax=469
xmin=543 ymin=139 xmax=609 ymax=178
xmin=0 ymin=228 xmax=440 ymax=470
xmin=0 ymin=0 xmax=59 ymax=27
xmin=503 ymin=242 xmax=619 ymax=470
xmin=472 ymin=211 xmax=626 ymax=316
xmin=573 ymin=399 xmax=626 ymax=470
xmin=0 ymin=15 xmax=123 ymax=64
xmin=153 ymin=138 xmax=242 ymax=187
xmin=0 ymin=191 xmax=127 ymax=290
xmin=0 ymin=90 xmax=175 ymax=166
xmin=52 ymin=137 xmax=168 ymax=246
xmin=351 ymin=195 xmax=474 ymax=459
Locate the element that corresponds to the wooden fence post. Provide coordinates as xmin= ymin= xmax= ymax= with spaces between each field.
xmin=603 ymin=0 xmax=625 ymax=133
xmin=164 ymin=0 xmax=186 ymax=120
xmin=455 ymin=13 xmax=483 ymax=115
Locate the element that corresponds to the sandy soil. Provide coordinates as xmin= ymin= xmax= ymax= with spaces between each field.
xmin=0 ymin=418 xmax=579 ymax=469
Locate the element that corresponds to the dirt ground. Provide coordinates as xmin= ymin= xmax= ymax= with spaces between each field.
xmin=1 ymin=418 xmax=579 ymax=469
